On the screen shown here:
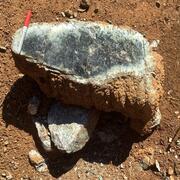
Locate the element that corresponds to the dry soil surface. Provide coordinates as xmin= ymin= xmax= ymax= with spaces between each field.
xmin=0 ymin=0 xmax=180 ymax=179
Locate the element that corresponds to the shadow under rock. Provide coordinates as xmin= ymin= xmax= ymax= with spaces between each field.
xmin=2 ymin=76 xmax=146 ymax=178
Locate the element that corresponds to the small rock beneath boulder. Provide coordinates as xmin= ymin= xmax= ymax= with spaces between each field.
xmin=47 ymin=102 xmax=99 ymax=153
xmin=27 ymin=96 xmax=40 ymax=115
xmin=34 ymin=119 xmax=52 ymax=152
xmin=28 ymin=150 xmax=48 ymax=172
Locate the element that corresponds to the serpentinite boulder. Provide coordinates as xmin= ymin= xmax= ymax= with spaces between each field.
xmin=12 ymin=20 xmax=164 ymax=134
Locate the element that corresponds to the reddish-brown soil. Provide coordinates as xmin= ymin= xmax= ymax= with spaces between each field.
xmin=0 ymin=0 xmax=179 ymax=179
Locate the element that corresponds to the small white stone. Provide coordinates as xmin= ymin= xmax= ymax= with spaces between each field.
xmin=169 ymin=137 xmax=173 ymax=143
xmin=150 ymin=39 xmax=160 ymax=48
xmin=176 ymin=139 xmax=180 ymax=146
xmin=155 ymin=160 xmax=161 ymax=172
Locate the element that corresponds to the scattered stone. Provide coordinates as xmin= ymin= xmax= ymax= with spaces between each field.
xmin=174 ymin=111 xmax=179 ymax=115
xmin=28 ymin=150 xmax=48 ymax=172
xmin=0 ymin=46 xmax=6 ymax=53
xmin=3 ymin=147 xmax=7 ymax=152
xmin=18 ymin=73 xmax=24 ymax=77
xmin=4 ymin=140 xmax=9 ymax=146
xmin=12 ymin=21 xmax=164 ymax=135
xmin=34 ymin=119 xmax=52 ymax=151
xmin=168 ymin=167 xmax=174 ymax=175
xmin=176 ymin=139 xmax=180 ymax=146
xmin=61 ymin=12 xmax=66 ymax=17
xmin=77 ymin=8 xmax=86 ymax=12
xmin=169 ymin=176 xmax=174 ymax=180
xmin=150 ymin=40 xmax=160 ymax=48
xmin=27 ymin=96 xmax=40 ymax=115
xmin=174 ymin=161 xmax=180 ymax=175
xmin=47 ymin=102 xmax=99 ymax=153
xmin=64 ymin=10 xmax=74 ymax=18
xmin=141 ymin=156 xmax=154 ymax=170
xmin=120 ymin=163 xmax=125 ymax=169
xmin=73 ymin=12 xmax=78 ymax=18
xmin=155 ymin=160 xmax=161 ymax=172
xmin=155 ymin=1 xmax=161 ymax=8
xmin=168 ymin=137 xmax=173 ymax=143
xmin=94 ymin=8 xmax=99 ymax=14
xmin=1 ymin=171 xmax=12 ymax=180
xmin=106 ymin=20 xmax=112 ymax=24
xmin=98 ymin=175 xmax=103 ymax=180
xmin=79 ymin=0 xmax=90 ymax=11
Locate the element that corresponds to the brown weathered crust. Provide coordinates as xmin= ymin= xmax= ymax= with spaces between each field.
xmin=13 ymin=50 xmax=164 ymax=135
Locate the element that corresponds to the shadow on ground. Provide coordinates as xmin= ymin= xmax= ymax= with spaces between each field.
xmin=2 ymin=76 xmax=146 ymax=178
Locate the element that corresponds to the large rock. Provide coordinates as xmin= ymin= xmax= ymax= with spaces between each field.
xmin=47 ymin=102 xmax=99 ymax=153
xmin=12 ymin=20 xmax=164 ymax=134
xmin=34 ymin=102 xmax=99 ymax=153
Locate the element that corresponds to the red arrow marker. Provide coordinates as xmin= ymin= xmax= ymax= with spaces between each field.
xmin=17 ymin=10 xmax=32 ymax=54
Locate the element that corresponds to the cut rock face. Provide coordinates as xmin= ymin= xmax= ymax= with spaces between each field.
xmin=34 ymin=102 xmax=99 ymax=153
xmin=12 ymin=20 xmax=164 ymax=134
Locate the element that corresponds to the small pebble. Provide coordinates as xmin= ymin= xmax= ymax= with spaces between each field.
xmin=174 ymin=162 xmax=180 ymax=175
xmin=120 ymin=163 xmax=125 ymax=169
xmin=4 ymin=140 xmax=9 ymax=146
xmin=28 ymin=96 xmax=40 ymax=115
xmin=155 ymin=160 xmax=161 ymax=172
xmin=0 ymin=46 xmax=6 ymax=53
xmin=94 ymin=8 xmax=99 ymax=13
xmin=79 ymin=0 xmax=90 ymax=11
xmin=1 ymin=171 xmax=13 ymax=180
xmin=77 ymin=8 xmax=86 ymax=12
xmin=1 ymin=173 xmax=6 ymax=177
xmin=155 ymin=1 xmax=161 ymax=8
xmin=73 ymin=12 xmax=78 ymax=18
xmin=61 ymin=12 xmax=66 ymax=17
xmin=64 ymin=10 xmax=74 ymax=18
xmin=176 ymin=139 xmax=180 ymax=146
xmin=150 ymin=40 xmax=160 ymax=48
xmin=168 ymin=137 xmax=172 ymax=143
xmin=100 ymin=163 xmax=104 ymax=167
xmin=174 ymin=111 xmax=179 ymax=115
xmin=168 ymin=167 xmax=174 ymax=175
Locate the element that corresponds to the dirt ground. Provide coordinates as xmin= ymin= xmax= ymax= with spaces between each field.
xmin=0 ymin=0 xmax=180 ymax=179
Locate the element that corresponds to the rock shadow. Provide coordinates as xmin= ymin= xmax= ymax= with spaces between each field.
xmin=2 ymin=76 xmax=146 ymax=178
